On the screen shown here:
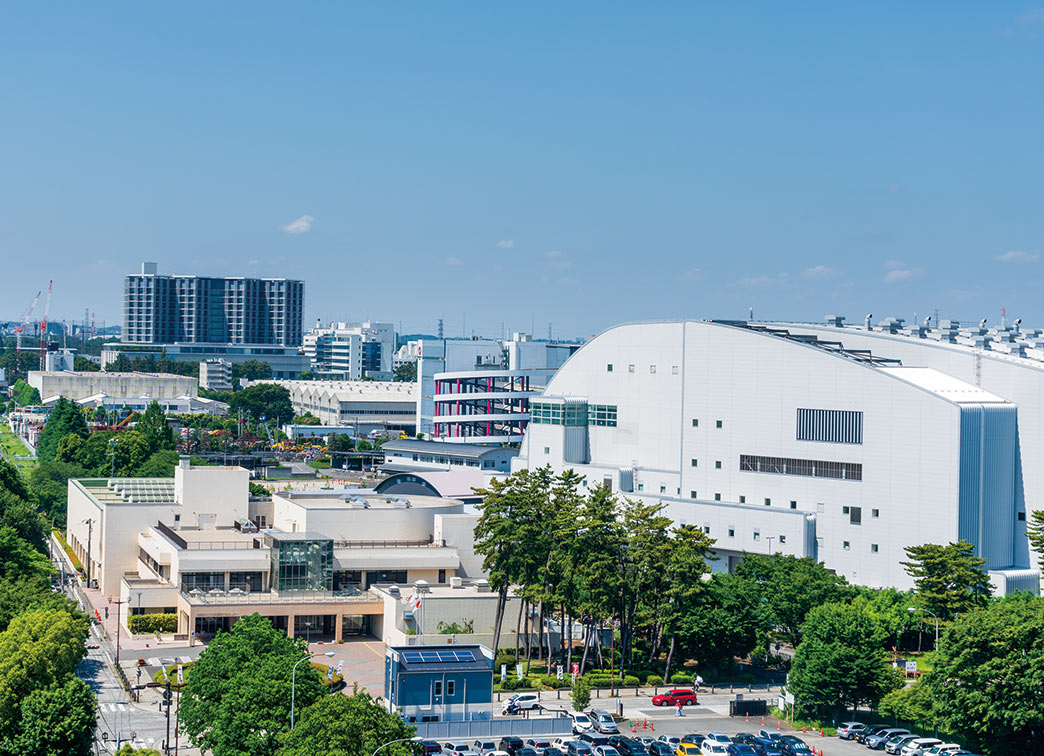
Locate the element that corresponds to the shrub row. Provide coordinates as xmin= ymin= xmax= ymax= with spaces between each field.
xmin=129 ymin=613 xmax=178 ymax=634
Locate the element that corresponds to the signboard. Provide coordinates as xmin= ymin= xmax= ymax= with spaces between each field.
xmin=176 ymin=664 xmax=184 ymax=685
xmin=777 ymin=696 xmax=786 ymax=711
xmin=516 ymin=663 xmax=523 ymax=680
xmin=556 ymin=665 xmax=564 ymax=681
xmin=905 ymin=661 xmax=917 ymax=673
xmin=784 ymin=691 xmax=795 ymax=705
xmin=571 ymin=662 xmax=579 ymax=682
xmin=501 ymin=664 xmax=507 ymax=682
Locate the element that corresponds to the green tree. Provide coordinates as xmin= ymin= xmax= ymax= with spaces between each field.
xmin=658 ymin=523 xmax=715 ymax=677
xmin=178 ymin=614 xmax=324 ymax=756
xmin=788 ymin=601 xmax=899 ymax=720
xmin=115 ymin=746 xmax=162 ymax=755
xmin=277 ymin=690 xmax=417 ymax=756
xmin=72 ymin=356 xmax=100 ymax=372
xmin=29 ymin=460 xmax=87 ymax=527
xmin=0 ymin=527 xmax=51 ymax=582
xmin=901 ymin=540 xmax=991 ymax=621
xmin=229 ymin=384 xmax=294 ymax=425
xmin=12 ymin=379 xmax=42 ymax=407
xmin=571 ymin=678 xmax=591 ymax=711
xmin=924 ymin=594 xmax=1044 ymax=755
xmin=36 ymin=397 xmax=89 ymax=462
xmin=232 ymin=360 xmax=273 ymax=381
xmin=675 ymin=572 xmax=767 ymax=673
xmin=1025 ymin=509 xmax=1044 ymax=574
xmin=878 ymin=681 xmax=933 ymax=729
xmin=61 ymin=430 xmax=151 ymax=477
xmin=136 ymin=400 xmax=175 ymax=453
xmin=734 ymin=553 xmax=854 ymax=646
xmin=136 ymin=449 xmax=181 ymax=477
xmin=3 ymin=675 xmax=96 ymax=755
xmin=292 ymin=413 xmax=321 ymax=426
xmin=0 ymin=574 xmax=77 ymax=632
xmin=393 ymin=362 xmax=417 ymax=382
xmin=249 ymin=482 xmax=270 ymax=498
xmin=0 ymin=606 xmax=90 ymax=735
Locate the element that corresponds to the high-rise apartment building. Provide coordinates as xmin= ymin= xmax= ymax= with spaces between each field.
xmin=303 ymin=321 xmax=395 ymax=380
xmin=123 ymin=262 xmax=304 ymax=346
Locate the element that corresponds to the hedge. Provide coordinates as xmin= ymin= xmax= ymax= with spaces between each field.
xmin=670 ymin=672 xmax=694 ymax=684
xmin=129 ymin=613 xmax=178 ymax=634
xmin=622 ymin=675 xmax=640 ymax=687
xmin=539 ymin=675 xmax=572 ymax=689
xmin=646 ymin=675 xmax=663 ymax=686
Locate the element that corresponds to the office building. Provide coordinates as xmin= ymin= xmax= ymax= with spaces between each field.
xmin=123 ymin=262 xmax=304 ymax=346
xmin=253 ymin=379 xmax=416 ymax=435
xmin=199 ymin=358 xmax=233 ymax=392
xmin=515 ymin=319 xmax=1039 ymax=594
xmin=101 ymin=342 xmax=308 ymax=380
xmin=303 ymin=321 xmax=396 ymax=381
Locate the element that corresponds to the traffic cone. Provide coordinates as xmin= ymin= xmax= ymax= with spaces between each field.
xmin=820 ymin=729 xmax=824 ymax=737
xmin=802 ymin=726 xmax=806 ymax=734
xmin=745 ymin=713 xmax=749 ymax=723
xmin=761 ymin=716 xmax=765 ymax=726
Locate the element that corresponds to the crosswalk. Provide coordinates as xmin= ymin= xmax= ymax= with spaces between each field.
xmin=100 ymin=702 xmax=132 ymax=713
xmin=145 ymin=655 xmax=193 ymax=667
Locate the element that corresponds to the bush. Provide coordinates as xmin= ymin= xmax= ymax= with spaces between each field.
xmin=129 ymin=613 xmax=178 ymax=634
xmin=500 ymin=676 xmax=535 ymax=690
xmin=646 ymin=675 xmax=663 ymax=686
xmin=670 ymin=672 xmax=694 ymax=685
xmin=495 ymin=652 xmax=518 ymax=668
xmin=539 ymin=675 xmax=572 ymax=689
xmin=622 ymin=675 xmax=640 ymax=687
xmin=571 ymin=678 xmax=591 ymax=711
xmin=308 ymin=457 xmax=331 ymax=470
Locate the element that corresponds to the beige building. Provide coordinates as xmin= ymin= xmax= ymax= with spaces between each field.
xmin=30 ymin=370 xmax=197 ymax=402
xmin=66 ymin=462 xmax=484 ymax=643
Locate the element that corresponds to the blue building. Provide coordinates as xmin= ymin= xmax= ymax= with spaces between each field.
xmin=385 ymin=645 xmax=494 ymax=723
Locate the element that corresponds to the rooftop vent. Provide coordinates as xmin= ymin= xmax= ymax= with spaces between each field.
xmin=388 ymin=585 xmax=400 ymax=597
xmin=474 ymin=578 xmax=491 ymax=593
xmin=878 ymin=317 xmax=904 ymax=334
xmin=414 ymin=579 xmax=430 ymax=594
xmin=824 ymin=315 xmax=845 ymax=327
xmin=234 ymin=519 xmax=258 ymax=533
xmin=450 ymin=576 xmax=464 ymax=589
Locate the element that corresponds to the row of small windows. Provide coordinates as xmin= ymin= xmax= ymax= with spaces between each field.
xmin=606 ymin=364 xmax=680 ymax=375
xmin=691 ymin=419 xmax=724 ymax=428
xmin=530 ymin=402 xmax=618 ymax=428
xmin=687 ymin=493 xmax=880 ymax=524
xmin=796 ymin=408 xmax=864 ymax=445
xmin=739 ymin=454 xmax=862 ymax=481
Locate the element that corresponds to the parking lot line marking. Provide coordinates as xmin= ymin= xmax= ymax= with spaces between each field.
xmin=362 ymin=642 xmax=384 ymax=658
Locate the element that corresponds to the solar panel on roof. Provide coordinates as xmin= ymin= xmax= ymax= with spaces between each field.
xmin=400 ymin=649 xmax=477 ymax=664
xmin=401 ymin=651 xmax=424 ymax=663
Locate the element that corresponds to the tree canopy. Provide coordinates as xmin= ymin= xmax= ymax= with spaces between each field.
xmin=135 ymin=400 xmax=175 ymax=453
xmin=35 ymin=397 xmax=89 ymax=462
xmin=228 ymin=384 xmax=294 ymax=425
xmin=393 ymin=362 xmax=417 ymax=382
xmin=901 ymin=540 xmax=991 ymax=621
xmin=277 ymin=690 xmax=417 ymax=756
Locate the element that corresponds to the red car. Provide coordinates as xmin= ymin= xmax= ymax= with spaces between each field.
xmin=651 ymin=689 xmax=698 ymax=707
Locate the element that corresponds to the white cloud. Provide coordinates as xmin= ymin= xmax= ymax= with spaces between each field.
xmin=545 ymin=250 xmax=563 ymax=258
xmin=883 ymin=259 xmax=906 ymax=270
xmin=496 ymin=240 xmax=515 ymax=248
xmin=281 ymin=215 xmax=315 ymax=234
xmin=882 ymin=263 xmax=923 ymax=283
xmin=995 ymin=250 xmax=1040 ymax=263
xmin=446 ymin=256 xmax=463 ymax=266
xmin=801 ymin=265 xmax=836 ymax=279
xmin=683 ymin=268 xmax=706 ymax=281
xmin=247 ymin=259 xmax=259 ymax=266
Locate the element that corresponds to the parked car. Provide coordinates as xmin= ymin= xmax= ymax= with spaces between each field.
xmin=553 ymin=739 xmax=577 ymax=754
xmin=680 ymin=735 xmax=705 ymax=746
xmin=779 ymin=737 xmax=812 ymax=756
xmin=652 ymin=689 xmax=698 ymax=707
xmin=701 ymin=744 xmax=730 ymax=756
xmin=609 ymin=737 xmax=648 ymax=756
xmin=527 ymin=741 xmax=553 ymax=752
xmin=474 ymin=741 xmax=499 ymax=755
xmin=706 ymin=735 xmax=732 ymax=746
xmin=648 ymin=743 xmax=674 ymax=756
xmin=418 ymin=742 xmax=441 ymax=756
xmin=675 ymin=745 xmax=701 ymax=756
xmin=657 ymin=737 xmax=681 ymax=750
xmin=837 ymin=723 xmax=866 ymax=740
xmin=867 ymin=730 xmax=911 ymax=750
xmin=589 ymin=710 xmax=619 ymax=735
xmin=749 ymin=738 xmax=784 ymax=756
xmin=593 ymin=748 xmax=620 ymax=756
xmin=757 ymin=731 xmax=783 ymax=743
xmin=500 ymin=738 xmax=525 ymax=756
xmin=502 ymin=693 xmax=541 ymax=715
xmin=516 ymin=748 xmax=538 ymax=756
xmin=566 ymin=744 xmax=593 ymax=756
xmin=579 ymin=735 xmax=611 ymax=748
xmin=924 ymin=747 xmax=962 ymax=755
xmin=727 ymin=746 xmax=758 ymax=756
xmin=887 ymin=736 xmax=920 ymax=754
xmin=901 ymin=740 xmax=943 ymax=756
xmin=858 ymin=727 xmax=892 ymax=745
xmin=444 ymin=742 xmax=473 ymax=756
xmin=571 ymin=712 xmax=595 ymax=734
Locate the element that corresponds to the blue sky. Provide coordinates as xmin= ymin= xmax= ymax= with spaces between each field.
xmin=2 ymin=2 xmax=1043 ymax=340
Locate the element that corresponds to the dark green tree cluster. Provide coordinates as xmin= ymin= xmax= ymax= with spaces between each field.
xmin=231 ymin=360 xmax=273 ymax=381
xmin=179 ymin=614 xmax=415 ymax=756
xmin=11 ymin=378 xmax=42 ymax=407
xmin=901 ymin=540 xmax=991 ymax=621
xmin=36 ymin=397 xmax=89 ymax=462
xmin=229 ymin=384 xmax=294 ymax=425
xmin=0 ymin=456 xmax=96 ymax=754
xmin=393 ymin=362 xmax=417 ymax=382
xmin=104 ymin=353 xmax=199 ymax=377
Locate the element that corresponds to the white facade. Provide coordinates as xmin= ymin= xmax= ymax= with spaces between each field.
xmin=252 ymin=379 xmax=416 ymax=431
xmin=30 ymin=370 xmax=197 ymax=402
xmin=199 ymin=358 xmax=233 ymax=391
xmin=303 ymin=321 xmax=396 ymax=381
xmin=515 ymin=320 xmax=1035 ymax=592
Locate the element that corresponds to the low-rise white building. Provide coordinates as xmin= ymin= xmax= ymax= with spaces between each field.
xmin=199 ymin=358 xmax=233 ymax=392
xmin=30 ymin=370 xmax=198 ymax=402
xmin=252 ymin=379 xmax=417 ymax=434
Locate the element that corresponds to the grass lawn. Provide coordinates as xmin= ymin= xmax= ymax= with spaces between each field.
xmin=0 ymin=423 xmax=36 ymax=473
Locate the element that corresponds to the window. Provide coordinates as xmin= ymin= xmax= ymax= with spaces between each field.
xmin=739 ymin=495 xmax=746 ymax=503
xmin=753 ymin=529 xmax=761 ymax=541
xmin=637 ymin=483 xmax=643 ymax=491
xmin=716 ymin=420 xmax=723 ymax=428
xmin=438 ymin=569 xmax=446 ymax=584
xmin=790 ymin=501 xmax=797 ymax=509
xmin=447 ymin=680 xmax=455 ymax=695
xmin=850 ymin=506 xmax=862 ymax=525
xmin=650 ymin=365 xmax=656 ymax=374
xmin=691 ymin=418 xmax=699 ymax=427
xmin=628 ymin=364 xmax=635 ymax=373
xmin=1018 ymin=511 xmax=1026 ymax=521
xmin=588 ymin=405 xmax=618 ymax=427
xmin=764 ymin=498 xmax=771 ymax=506
xmin=672 ymin=365 xmax=679 ymax=374
xmin=728 ymin=527 xmax=735 ymax=537
xmin=690 ymin=490 xmax=698 ymax=499
xmin=779 ymin=535 xmax=787 ymax=544
xmin=740 ymin=454 xmax=862 ymax=481
xmin=714 ymin=493 xmax=721 ymax=501
xmin=691 ymin=458 xmax=698 ymax=467
xmin=715 ymin=460 xmax=722 ymax=469
xmin=433 ymin=681 xmax=442 ymax=696
xmin=607 ymin=364 xmax=613 ymax=372
xmin=872 ymin=508 xmax=879 ymax=518
xmin=842 ymin=506 xmax=850 ymax=514
xmin=843 ymin=541 xmax=851 ymax=550
xmin=703 ymin=524 xmax=711 ymax=534
xmin=871 ymin=544 xmax=879 ymax=553
xmin=796 ymin=408 xmax=863 ymax=444
xmin=543 ymin=447 xmax=550 ymax=455
xmin=659 ymin=485 xmax=666 ymax=493
xmin=817 ymin=502 xmax=825 ymax=512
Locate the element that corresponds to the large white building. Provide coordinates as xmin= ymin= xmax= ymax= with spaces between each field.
xmin=29 ymin=370 xmax=198 ymax=402
xmin=303 ymin=321 xmax=396 ymax=381
xmin=514 ymin=319 xmax=1039 ymax=594
xmin=252 ymin=379 xmax=417 ymax=434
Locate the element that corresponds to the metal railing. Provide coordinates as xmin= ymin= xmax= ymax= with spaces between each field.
xmin=333 ymin=538 xmax=445 ymax=548
xmin=180 ymin=587 xmax=381 ymax=606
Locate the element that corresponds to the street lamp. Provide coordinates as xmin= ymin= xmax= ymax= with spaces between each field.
xmin=908 ymin=607 xmax=939 ymax=646
xmin=291 ymin=651 xmax=335 ymax=729
xmin=373 ymin=737 xmax=424 ymax=756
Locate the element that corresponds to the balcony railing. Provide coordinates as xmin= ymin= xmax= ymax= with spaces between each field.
xmin=180 ymin=586 xmax=380 ymax=606
xmin=332 ymin=538 xmax=446 ymax=548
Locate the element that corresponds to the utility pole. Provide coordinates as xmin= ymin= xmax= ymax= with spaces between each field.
xmin=165 ymin=681 xmax=172 ymax=755
xmin=85 ymin=519 xmax=93 ymax=587
xmin=175 ymin=682 xmax=181 ymax=755
xmin=109 ymin=436 xmax=119 ymax=477
xmin=114 ymin=598 xmax=123 ymax=669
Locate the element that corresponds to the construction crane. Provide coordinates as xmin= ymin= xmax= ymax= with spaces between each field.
xmin=39 ymin=280 xmax=53 ymax=371
xmin=259 ymin=416 xmax=276 ymax=447
xmin=14 ymin=289 xmax=41 ymax=359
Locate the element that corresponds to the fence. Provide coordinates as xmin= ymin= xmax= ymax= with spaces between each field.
xmin=413 ymin=716 xmax=572 ymax=740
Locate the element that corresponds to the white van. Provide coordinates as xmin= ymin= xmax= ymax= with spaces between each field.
xmin=901 ymin=740 xmax=943 ymax=756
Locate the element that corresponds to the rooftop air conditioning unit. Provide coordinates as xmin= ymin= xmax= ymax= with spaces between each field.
xmin=414 ymin=579 xmax=430 ymax=594
xmin=474 ymin=578 xmax=491 ymax=593
xmin=388 ymin=585 xmax=400 ymax=597
xmin=450 ymin=576 xmax=463 ymax=589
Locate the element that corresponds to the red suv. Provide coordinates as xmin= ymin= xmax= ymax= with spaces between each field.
xmin=651 ymin=689 xmax=698 ymax=707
